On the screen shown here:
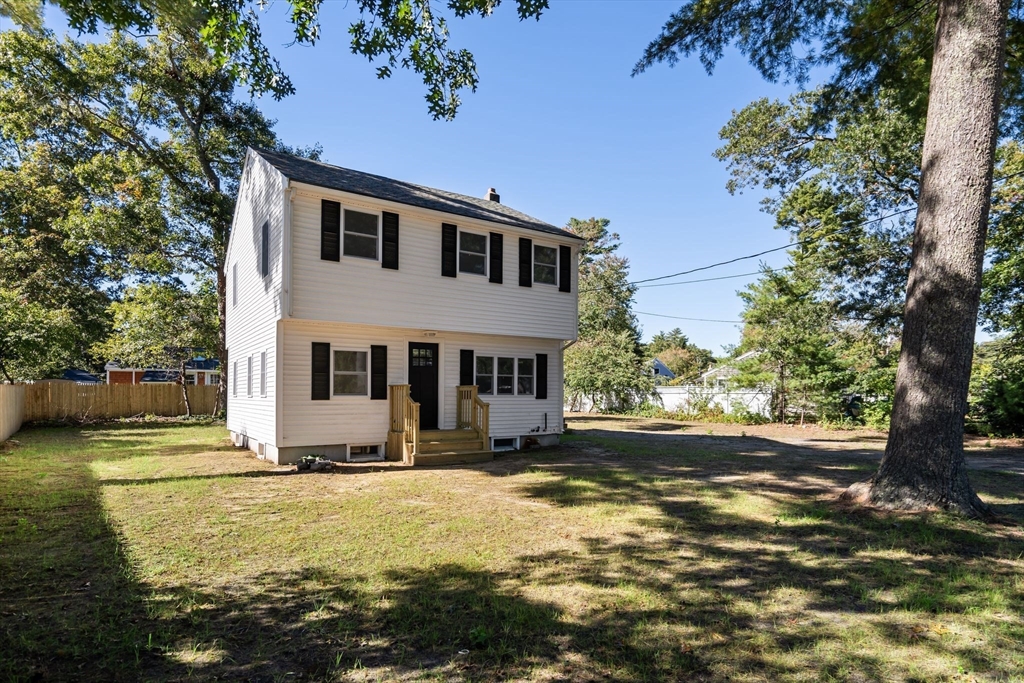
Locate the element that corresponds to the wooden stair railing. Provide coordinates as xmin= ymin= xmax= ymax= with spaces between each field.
xmin=456 ymin=385 xmax=490 ymax=446
xmin=387 ymin=384 xmax=420 ymax=463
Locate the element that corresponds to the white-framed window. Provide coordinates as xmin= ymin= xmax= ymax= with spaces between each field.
xmin=232 ymin=360 xmax=237 ymax=397
xmin=475 ymin=356 xmax=494 ymax=395
xmin=185 ymin=372 xmax=197 ymax=386
xmin=209 ymin=373 xmax=220 ymax=385
xmin=492 ymin=437 xmax=518 ymax=452
xmin=459 ymin=230 xmax=487 ymax=276
xmin=534 ymin=244 xmax=558 ymax=285
xmin=232 ymin=263 xmax=237 ymax=307
xmin=343 ymin=209 xmax=379 ymax=260
xmin=333 ymin=349 xmax=369 ymax=396
xmin=260 ymin=351 xmax=267 ymax=397
xmin=517 ymin=358 xmax=534 ymax=395
xmin=247 ymin=355 xmax=253 ymax=397
xmin=475 ymin=355 xmax=534 ymax=396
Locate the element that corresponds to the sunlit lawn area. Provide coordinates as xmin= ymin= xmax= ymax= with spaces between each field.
xmin=1 ymin=416 xmax=1022 ymax=681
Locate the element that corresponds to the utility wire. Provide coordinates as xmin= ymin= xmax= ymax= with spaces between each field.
xmin=636 ymin=271 xmax=763 ymax=289
xmin=634 ymin=311 xmax=742 ymax=324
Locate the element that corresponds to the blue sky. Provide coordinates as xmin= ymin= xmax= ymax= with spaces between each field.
xmin=250 ymin=0 xmax=799 ymax=353
xmin=23 ymin=1 xmax=804 ymax=353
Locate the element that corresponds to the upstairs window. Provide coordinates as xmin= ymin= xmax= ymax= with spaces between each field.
xmin=334 ymin=350 xmax=368 ymax=396
xmin=459 ymin=231 xmax=487 ymax=276
xmin=260 ymin=220 xmax=270 ymax=277
xmin=534 ymin=245 xmax=557 ymax=285
xmin=344 ymin=210 xmax=378 ymax=260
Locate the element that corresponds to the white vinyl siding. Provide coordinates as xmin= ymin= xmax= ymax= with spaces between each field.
xmin=280 ymin=320 xmax=564 ymax=448
xmin=224 ymin=150 xmax=284 ymax=446
xmin=290 ymin=185 xmax=578 ymax=340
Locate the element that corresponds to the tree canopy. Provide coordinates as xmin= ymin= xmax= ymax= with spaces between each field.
xmin=1 ymin=0 xmax=549 ymax=119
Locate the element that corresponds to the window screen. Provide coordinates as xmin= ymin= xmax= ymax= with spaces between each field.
xmin=334 ymin=350 xmax=368 ymax=395
xmin=459 ymin=231 xmax=487 ymax=275
xmin=534 ymin=245 xmax=557 ymax=285
xmin=343 ymin=210 xmax=378 ymax=259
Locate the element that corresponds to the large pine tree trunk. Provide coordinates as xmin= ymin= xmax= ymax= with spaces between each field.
xmin=844 ymin=0 xmax=1008 ymax=517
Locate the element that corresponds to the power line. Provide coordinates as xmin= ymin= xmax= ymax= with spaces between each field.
xmin=636 ymin=271 xmax=763 ymax=289
xmin=635 ymin=311 xmax=742 ymax=324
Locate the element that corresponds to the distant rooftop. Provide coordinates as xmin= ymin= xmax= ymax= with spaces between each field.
xmin=253 ymin=148 xmax=580 ymax=240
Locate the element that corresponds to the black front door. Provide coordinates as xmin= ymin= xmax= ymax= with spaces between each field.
xmin=408 ymin=342 xmax=439 ymax=430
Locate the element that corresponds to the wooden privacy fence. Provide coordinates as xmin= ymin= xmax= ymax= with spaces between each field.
xmin=0 ymin=384 xmax=25 ymax=441
xmin=23 ymin=383 xmax=219 ymax=422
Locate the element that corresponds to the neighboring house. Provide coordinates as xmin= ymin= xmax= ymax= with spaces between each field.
xmin=61 ymin=369 xmax=103 ymax=384
xmin=225 ymin=149 xmax=581 ymax=465
xmin=699 ymin=350 xmax=761 ymax=388
xmin=105 ymin=359 xmax=221 ymax=385
xmin=652 ymin=358 xmax=676 ymax=385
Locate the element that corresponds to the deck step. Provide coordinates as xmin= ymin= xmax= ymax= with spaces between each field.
xmin=419 ymin=428 xmax=480 ymax=441
xmin=419 ymin=439 xmax=485 ymax=454
xmin=410 ymin=450 xmax=494 ymax=467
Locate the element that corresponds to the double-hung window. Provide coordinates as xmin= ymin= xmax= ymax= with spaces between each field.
xmin=459 ymin=230 xmax=487 ymax=276
xmin=333 ymin=350 xmax=368 ymax=396
xmin=259 ymin=351 xmax=267 ymax=397
xmin=246 ymin=355 xmax=253 ymax=397
xmin=517 ymin=358 xmax=534 ymax=395
xmin=476 ymin=356 xmax=494 ymax=395
xmin=534 ymin=244 xmax=558 ymax=285
xmin=343 ymin=210 xmax=379 ymax=259
xmin=475 ymin=356 xmax=533 ymax=396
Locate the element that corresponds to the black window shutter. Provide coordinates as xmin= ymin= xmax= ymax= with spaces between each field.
xmin=536 ymin=353 xmax=548 ymax=400
xmin=311 ymin=342 xmax=331 ymax=400
xmin=558 ymin=245 xmax=571 ymax=292
xmin=321 ymin=200 xmax=341 ymax=262
xmin=519 ymin=237 xmax=532 ymax=287
xmin=441 ymin=223 xmax=458 ymax=277
xmin=489 ymin=233 xmax=503 ymax=284
xmin=260 ymin=221 xmax=270 ymax=277
xmin=370 ymin=345 xmax=387 ymax=400
xmin=460 ymin=349 xmax=474 ymax=386
xmin=381 ymin=212 xmax=400 ymax=270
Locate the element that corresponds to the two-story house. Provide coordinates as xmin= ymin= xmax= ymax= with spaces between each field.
xmin=225 ymin=149 xmax=580 ymax=465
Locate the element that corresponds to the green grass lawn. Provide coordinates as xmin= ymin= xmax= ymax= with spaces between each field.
xmin=1 ymin=418 xmax=1022 ymax=681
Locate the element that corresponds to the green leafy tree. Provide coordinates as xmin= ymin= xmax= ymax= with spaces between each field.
xmin=0 ymin=290 xmax=79 ymax=382
xmin=0 ymin=141 xmax=114 ymax=378
xmin=94 ymin=280 xmax=219 ymax=416
xmin=1 ymin=0 xmax=549 ymax=120
xmin=564 ymin=217 xmax=651 ymax=411
xmin=646 ymin=328 xmax=714 ymax=383
xmin=0 ymin=28 xmax=310 ymax=409
xmin=968 ymin=339 xmax=1024 ymax=436
xmin=638 ymin=0 xmax=1015 ymax=515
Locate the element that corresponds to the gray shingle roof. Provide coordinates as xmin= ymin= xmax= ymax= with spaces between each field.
xmin=253 ymin=148 xmax=580 ymax=240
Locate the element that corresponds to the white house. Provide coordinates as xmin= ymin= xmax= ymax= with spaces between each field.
xmin=225 ymin=149 xmax=581 ymax=465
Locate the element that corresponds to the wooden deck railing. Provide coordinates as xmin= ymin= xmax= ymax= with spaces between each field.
xmin=387 ymin=384 xmax=419 ymax=462
xmin=456 ymin=385 xmax=490 ymax=443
